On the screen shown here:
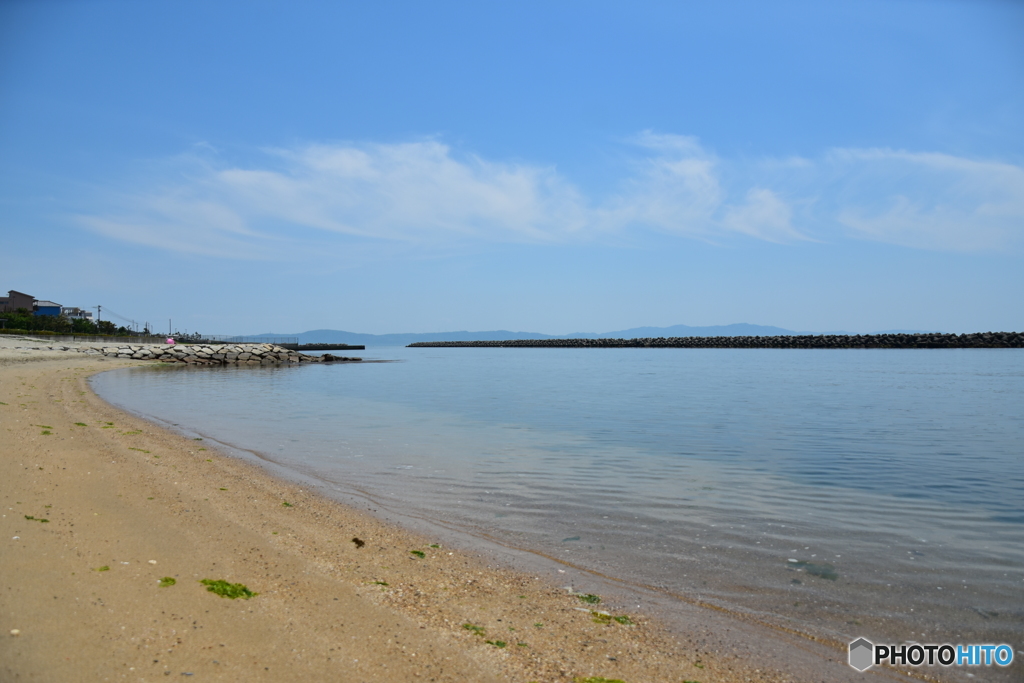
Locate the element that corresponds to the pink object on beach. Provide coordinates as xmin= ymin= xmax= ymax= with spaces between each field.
xmin=166 ymin=338 xmax=175 ymax=345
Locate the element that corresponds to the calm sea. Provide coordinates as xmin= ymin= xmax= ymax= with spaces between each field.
xmin=91 ymin=347 xmax=1024 ymax=653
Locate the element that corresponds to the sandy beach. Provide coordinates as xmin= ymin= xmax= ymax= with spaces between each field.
xmin=0 ymin=339 xmax=919 ymax=682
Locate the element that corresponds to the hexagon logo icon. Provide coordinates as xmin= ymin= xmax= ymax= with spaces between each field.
xmin=849 ymin=637 xmax=874 ymax=671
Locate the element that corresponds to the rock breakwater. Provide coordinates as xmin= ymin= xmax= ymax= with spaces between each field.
xmin=9 ymin=341 xmax=361 ymax=364
xmin=409 ymin=332 xmax=1024 ymax=349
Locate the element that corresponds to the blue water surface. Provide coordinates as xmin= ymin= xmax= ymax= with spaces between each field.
xmin=92 ymin=347 xmax=1024 ymax=649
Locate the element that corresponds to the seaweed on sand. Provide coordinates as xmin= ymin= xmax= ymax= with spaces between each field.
xmin=200 ymin=579 xmax=257 ymax=599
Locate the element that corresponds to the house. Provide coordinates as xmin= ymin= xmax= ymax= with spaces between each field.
xmin=33 ymin=300 xmax=63 ymax=316
xmin=1 ymin=290 xmax=87 ymax=318
xmin=0 ymin=290 xmax=36 ymax=313
xmin=62 ymin=307 xmax=94 ymax=321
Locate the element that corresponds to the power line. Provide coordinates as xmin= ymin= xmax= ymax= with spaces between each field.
xmin=99 ymin=307 xmax=138 ymax=326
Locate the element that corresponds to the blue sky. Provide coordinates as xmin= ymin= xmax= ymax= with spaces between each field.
xmin=1 ymin=0 xmax=1022 ymax=335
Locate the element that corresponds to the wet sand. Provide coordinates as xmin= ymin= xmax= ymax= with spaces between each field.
xmin=0 ymin=340 xmax=921 ymax=682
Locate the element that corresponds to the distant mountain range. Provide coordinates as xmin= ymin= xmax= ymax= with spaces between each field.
xmin=255 ymin=324 xmax=943 ymax=346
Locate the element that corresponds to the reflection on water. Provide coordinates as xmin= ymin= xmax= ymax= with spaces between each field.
xmin=92 ymin=347 xmax=1024 ymax=653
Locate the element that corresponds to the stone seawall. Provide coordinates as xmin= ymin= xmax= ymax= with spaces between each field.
xmin=11 ymin=342 xmax=360 ymax=364
xmin=409 ymin=332 xmax=1024 ymax=349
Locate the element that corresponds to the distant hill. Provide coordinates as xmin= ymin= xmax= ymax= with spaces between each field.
xmin=255 ymin=323 xmax=811 ymax=346
xmin=868 ymin=329 xmax=943 ymax=335
xmin=270 ymin=329 xmax=555 ymax=347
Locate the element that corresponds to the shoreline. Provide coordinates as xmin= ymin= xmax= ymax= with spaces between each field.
xmin=1 ymin=347 xmax=925 ymax=681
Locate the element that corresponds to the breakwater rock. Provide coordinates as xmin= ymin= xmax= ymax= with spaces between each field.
xmin=17 ymin=342 xmax=361 ymax=364
xmin=409 ymin=332 xmax=1024 ymax=349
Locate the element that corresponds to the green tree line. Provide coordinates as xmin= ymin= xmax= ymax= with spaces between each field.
xmin=0 ymin=308 xmax=138 ymax=336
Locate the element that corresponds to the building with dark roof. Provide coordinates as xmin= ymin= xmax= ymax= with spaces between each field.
xmin=0 ymin=290 xmax=35 ymax=313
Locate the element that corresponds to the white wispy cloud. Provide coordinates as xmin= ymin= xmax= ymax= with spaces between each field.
xmin=75 ymin=135 xmax=1024 ymax=259
xmin=722 ymin=188 xmax=804 ymax=242
xmin=824 ymin=148 xmax=1024 ymax=252
xmin=217 ymin=142 xmax=589 ymax=243
xmin=78 ymin=141 xmax=590 ymax=259
xmin=599 ymin=133 xmax=726 ymax=239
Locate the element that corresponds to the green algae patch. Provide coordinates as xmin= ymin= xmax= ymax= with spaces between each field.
xmin=24 ymin=515 xmax=49 ymax=523
xmin=74 ymin=422 xmax=87 ymax=426
xmin=463 ymin=623 xmax=485 ymax=636
xmin=200 ymin=579 xmax=257 ymax=599
xmin=371 ymin=580 xmax=389 ymax=586
xmin=129 ymin=448 xmax=150 ymax=453
xmin=485 ymin=640 xmax=507 ymax=648
xmin=577 ymin=593 xmax=601 ymax=604
xmin=95 ymin=565 xmax=110 ymax=572
xmin=159 ymin=577 xmax=176 ymax=587
xmin=40 ymin=430 xmax=52 ymax=435
xmin=281 ymin=501 xmax=293 ymax=507
xmin=409 ymin=550 xmax=425 ymax=559
xmin=591 ymin=611 xmax=633 ymax=626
